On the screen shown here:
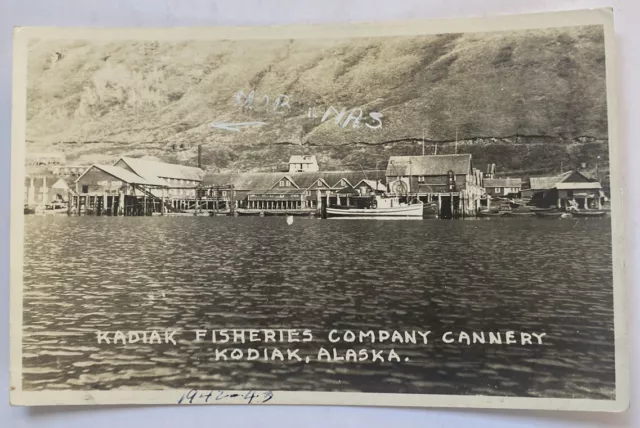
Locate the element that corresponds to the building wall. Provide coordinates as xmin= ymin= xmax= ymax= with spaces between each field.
xmin=76 ymin=167 xmax=126 ymax=194
xmin=387 ymin=174 xmax=469 ymax=193
xmin=486 ymin=186 xmax=522 ymax=196
xmin=289 ymin=162 xmax=319 ymax=173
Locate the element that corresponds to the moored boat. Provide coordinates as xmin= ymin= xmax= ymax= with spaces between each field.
xmin=477 ymin=210 xmax=504 ymax=217
xmin=235 ymin=208 xmax=265 ymax=216
xmin=503 ymin=211 xmax=535 ymax=217
xmin=326 ymin=195 xmax=423 ymax=219
xmin=534 ymin=211 xmax=565 ymax=218
xmin=570 ymin=210 xmax=607 ymax=218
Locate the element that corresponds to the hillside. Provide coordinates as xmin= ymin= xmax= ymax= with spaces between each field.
xmin=24 ymin=25 xmax=609 ymax=174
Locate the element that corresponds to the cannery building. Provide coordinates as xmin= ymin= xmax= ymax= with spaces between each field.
xmin=385 ymin=154 xmax=484 ymax=218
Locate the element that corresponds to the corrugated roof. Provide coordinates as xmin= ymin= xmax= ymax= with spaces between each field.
xmin=484 ymin=178 xmax=522 ymax=188
xmin=78 ymin=165 xmax=152 ymax=186
xmin=529 ymin=171 xmax=573 ymax=190
xmin=117 ymin=157 xmax=205 ymax=182
xmin=386 ymin=154 xmax=472 ymax=176
xmin=555 ymin=182 xmax=602 ymax=190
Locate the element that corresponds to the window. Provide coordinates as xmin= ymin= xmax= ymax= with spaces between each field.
xmin=82 ymin=185 xmax=89 ymax=193
xmin=418 ymin=176 xmax=425 ymax=183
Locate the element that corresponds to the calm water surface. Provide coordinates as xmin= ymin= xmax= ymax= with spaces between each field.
xmin=22 ymin=216 xmax=615 ymax=398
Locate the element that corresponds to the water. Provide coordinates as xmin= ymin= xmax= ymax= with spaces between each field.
xmin=22 ymin=216 xmax=615 ymax=399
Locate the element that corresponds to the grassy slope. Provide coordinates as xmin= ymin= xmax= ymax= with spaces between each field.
xmin=25 ymin=25 xmax=608 ymax=175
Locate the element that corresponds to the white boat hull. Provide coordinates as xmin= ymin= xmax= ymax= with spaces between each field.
xmin=326 ymin=202 xmax=423 ymax=219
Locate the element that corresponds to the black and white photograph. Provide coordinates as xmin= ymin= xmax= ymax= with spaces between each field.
xmin=10 ymin=9 xmax=627 ymax=410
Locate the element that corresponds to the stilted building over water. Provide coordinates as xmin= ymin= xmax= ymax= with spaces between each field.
xmin=522 ymin=170 xmax=605 ymax=210
xmin=202 ymin=170 xmax=385 ymax=214
xmin=385 ymin=154 xmax=484 ymax=219
xmin=70 ymin=157 xmax=208 ymax=216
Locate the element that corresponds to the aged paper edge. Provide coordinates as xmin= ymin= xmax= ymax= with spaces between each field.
xmin=9 ymin=7 xmax=629 ymax=411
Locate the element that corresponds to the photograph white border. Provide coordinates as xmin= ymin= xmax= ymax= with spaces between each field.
xmin=9 ymin=8 xmax=628 ymax=411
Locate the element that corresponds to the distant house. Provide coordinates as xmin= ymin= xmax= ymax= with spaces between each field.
xmin=51 ymin=165 xmax=87 ymax=177
xmin=484 ymin=178 xmax=522 ymax=197
xmin=523 ymin=170 xmax=604 ymax=209
xmin=288 ymin=155 xmax=319 ymax=173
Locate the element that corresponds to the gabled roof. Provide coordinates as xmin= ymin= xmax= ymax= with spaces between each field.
xmin=554 ymin=182 xmax=602 ymax=190
xmin=288 ymin=155 xmax=317 ymax=164
xmin=202 ymin=170 xmax=386 ymax=191
xmin=484 ymin=178 xmax=522 ymax=188
xmin=269 ymin=176 xmax=300 ymax=189
xmin=76 ymin=165 xmax=153 ymax=186
xmin=386 ymin=154 xmax=472 ymax=176
xmin=332 ymin=177 xmax=355 ymax=188
xmin=117 ymin=157 xmax=205 ymax=183
xmin=529 ymin=171 xmax=572 ymax=190
xmin=354 ymin=179 xmax=387 ymax=192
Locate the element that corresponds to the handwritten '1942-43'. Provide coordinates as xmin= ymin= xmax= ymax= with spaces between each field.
xmin=177 ymin=389 xmax=274 ymax=405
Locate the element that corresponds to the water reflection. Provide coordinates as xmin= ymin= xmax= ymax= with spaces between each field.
xmin=22 ymin=216 xmax=615 ymax=398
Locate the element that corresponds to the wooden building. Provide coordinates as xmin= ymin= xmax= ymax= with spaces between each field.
xmin=202 ymin=170 xmax=383 ymax=213
xmin=288 ymin=155 xmax=319 ymax=173
xmin=484 ymin=178 xmax=522 ymax=197
xmin=113 ymin=156 xmax=205 ymax=208
xmin=72 ymin=164 xmax=166 ymax=216
xmin=522 ymin=170 xmax=604 ymax=209
xmin=385 ymin=154 xmax=484 ymax=218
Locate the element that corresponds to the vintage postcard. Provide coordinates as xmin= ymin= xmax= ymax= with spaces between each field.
xmin=10 ymin=8 xmax=628 ymax=411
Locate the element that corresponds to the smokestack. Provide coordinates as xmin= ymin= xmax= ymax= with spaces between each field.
xmin=198 ymin=145 xmax=202 ymax=169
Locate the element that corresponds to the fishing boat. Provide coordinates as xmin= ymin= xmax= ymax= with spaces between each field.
xmin=325 ymin=194 xmax=423 ymax=219
xmin=570 ymin=210 xmax=607 ymax=218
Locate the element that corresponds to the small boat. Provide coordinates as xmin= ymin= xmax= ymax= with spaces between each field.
xmin=285 ymin=210 xmax=317 ymax=217
xmin=477 ymin=210 xmax=504 ymax=217
xmin=570 ymin=210 xmax=607 ymax=218
xmin=529 ymin=207 xmax=555 ymax=212
xmin=37 ymin=203 xmax=68 ymax=215
xmin=503 ymin=211 xmax=535 ymax=217
xmin=235 ymin=208 xmax=264 ymax=216
xmin=326 ymin=195 xmax=423 ymax=219
xmin=534 ymin=211 xmax=565 ymax=218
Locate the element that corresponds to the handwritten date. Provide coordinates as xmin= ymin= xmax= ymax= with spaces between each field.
xmin=178 ymin=389 xmax=274 ymax=405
